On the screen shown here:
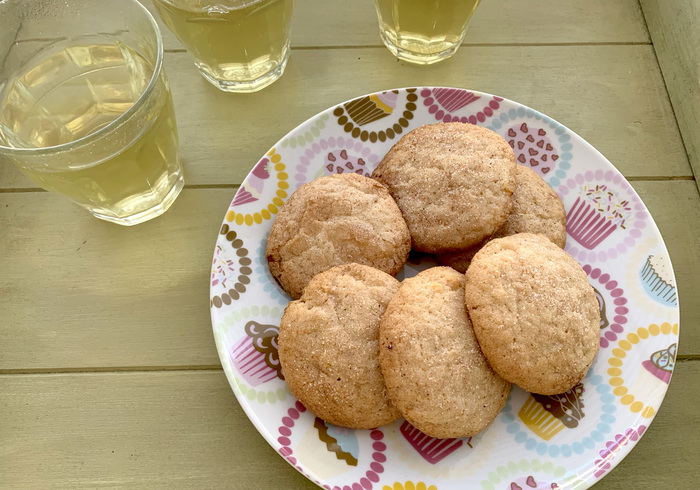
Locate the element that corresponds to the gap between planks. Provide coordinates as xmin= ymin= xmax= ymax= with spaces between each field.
xmin=2 ymin=356 xmax=698 ymax=376
xmin=637 ymin=0 xmax=696 ymax=182
xmin=0 ymin=177 xmax=694 ymax=194
xmin=163 ymin=42 xmax=653 ymax=54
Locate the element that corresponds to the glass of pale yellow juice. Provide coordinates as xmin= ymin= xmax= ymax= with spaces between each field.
xmin=373 ymin=0 xmax=482 ymax=65
xmin=153 ymin=0 xmax=295 ymax=93
xmin=0 ymin=0 xmax=183 ymax=226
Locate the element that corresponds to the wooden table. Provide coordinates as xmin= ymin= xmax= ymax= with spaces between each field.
xmin=2 ymin=1 xmax=698 ymax=488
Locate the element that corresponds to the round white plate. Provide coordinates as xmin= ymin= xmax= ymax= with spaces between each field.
xmin=210 ymin=87 xmax=679 ymax=490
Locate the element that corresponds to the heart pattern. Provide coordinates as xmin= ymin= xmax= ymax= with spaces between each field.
xmin=324 ymin=149 xmax=369 ymax=177
xmin=507 ymin=123 xmax=560 ymax=177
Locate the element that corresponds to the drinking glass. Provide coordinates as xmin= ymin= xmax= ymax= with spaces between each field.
xmin=153 ymin=0 xmax=295 ymax=93
xmin=0 ymin=0 xmax=183 ymax=226
xmin=373 ymin=0 xmax=482 ymax=65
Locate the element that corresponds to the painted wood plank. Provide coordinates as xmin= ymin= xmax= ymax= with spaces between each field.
xmin=640 ymin=0 xmax=700 ymax=191
xmin=1 ymin=181 xmax=697 ymax=371
xmin=0 ymin=188 xmax=230 ymax=371
xmin=145 ymin=0 xmax=649 ymax=51
xmin=1 ymin=361 xmax=697 ymax=488
xmin=0 ymin=44 xmax=690 ymax=190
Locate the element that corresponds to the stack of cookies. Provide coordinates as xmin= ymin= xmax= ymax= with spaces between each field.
xmin=266 ymin=122 xmax=600 ymax=439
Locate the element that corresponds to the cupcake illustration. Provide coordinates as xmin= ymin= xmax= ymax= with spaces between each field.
xmin=230 ymin=320 xmax=284 ymax=386
xmin=399 ymin=420 xmax=468 ymax=464
xmin=211 ymin=244 xmax=235 ymax=289
xmin=566 ymin=184 xmax=632 ymax=249
xmin=233 ymin=157 xmax=271 ymax=206
xmin=295 ymin=417 xmax=360 ymax=481
xmin=324 ymin=148 xmax=370 ymax=177
xmin=518 ymin=383 xmax=585 ymax=441
xmin=593 ymin=285 xmax=610 ymax=330
xmin=509 ymin=475 xmax=561 ymax=490
xmin=506 ymin=123 xmax=560 ymax=176
xmin=344 ymin=90 xmax=398 ymax=126
xmin=639 ymin=254 xmax=677 ymax=306
xmin=636 ymin=343 xmax=676 ymax=391
xmin=432 ymin=87 xmax=480 ymax=112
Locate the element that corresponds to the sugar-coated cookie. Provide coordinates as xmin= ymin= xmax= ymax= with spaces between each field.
xmin=371 ymin=123 xmax=516 ymax=253
xmin=278 ymin=263 xmax=401 ymax=429
xmin=379 ymin=267 xmax=511 ymax=438
xmin=438 ymin=165 xmax=567 ymax=272
xmin=266 ymin=173 xmax=410 ymax=299
xmin=464 ymin=233 xmax=600 ymax=395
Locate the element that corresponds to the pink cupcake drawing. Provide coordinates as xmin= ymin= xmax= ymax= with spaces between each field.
xmin=233 ymin=157 xmax=271 ymax=206
xmin=324 ymin=148 xmax=370 ymax=177
xmin=230 ymin=320 xmax=284 ymax=386
xmin=399 ymin=420 xmax=468 ymax=464
xmin=344 ymin=90 xmax=398 ymax=126
xmin=630 ymin=343 xmax=676 ymax=409
xmin=507 ymin=123 xmax=559 ymax=176
xmin=566 ymin=184 xmax=632 ymax=249
xmin=420 ymin=88 xmax=501 ymax=123
xmin=432 ymin=87 xmax=480 ymax=112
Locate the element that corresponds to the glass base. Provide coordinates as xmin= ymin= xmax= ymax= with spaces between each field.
xmin=90 ymin=173 xmax=184 ymax=226
xmin=378 ymin=29 xmax=461 ymax=65
xmin=195 ymin=55 xmax=289 ymax=93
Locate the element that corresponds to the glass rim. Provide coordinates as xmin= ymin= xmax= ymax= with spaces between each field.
xmin=0 ymin=0 xmax=165 ymax=155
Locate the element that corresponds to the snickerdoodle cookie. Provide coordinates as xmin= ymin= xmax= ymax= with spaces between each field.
xmin=371 ymin=123 xmax=516 ymax=253
xmin=266 ymin=173 xmax=410 ymax=299
xmin=438 ymin=165 xmax=567 ymax=272
xmin=278 ymin=263 xmax=401 ymax=429
xmin=379 ymin=267 xmax=511 ymax=438
xmin=464 ymin=233 xmax=600 ymax=395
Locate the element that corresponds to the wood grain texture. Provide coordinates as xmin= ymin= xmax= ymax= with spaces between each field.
xmin=146 ymin=0 xmax=649 ymax=51
xmin=0 ymin=44 xmax=690 ymax=190
xmin=1 ymin=182 xmax=697 ymax=372
xmin=1 ymin=362 xmax=697 ymax=489
xmin=640 ymin=0 xmax=700 ymax=190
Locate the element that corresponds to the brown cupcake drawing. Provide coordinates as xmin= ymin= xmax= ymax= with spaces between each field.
xmin=344 ymin=90 xmax=399 ymax=126
xmin=230 ymin=321 xmax=284 ymax=386
xmin=518 ymin=383 xmax=585 ymax=441
xmin=593 ymin=286 xmax=610 ymax=330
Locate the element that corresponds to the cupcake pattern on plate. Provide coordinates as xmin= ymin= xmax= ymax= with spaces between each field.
xmin=230 ymin=320 xmax=284 ymax=387
xmin=210 ymin=223 xmax=252 ymax=308
xmin=333 ymin=89 xmax=418 ymax=143
xmin=276 ymin=401 xmax=388 ymax=490
xmin=486 ymin=106 xmax=573 ymax=187
xmin=639 ymin=253 xmax=677 ymax=306
xmin=624 ymin=236 xmax=679 ymax=317
xmin=225 ymin=148 xmax=291 ymax=227
xmin=293 ymin=136 xmax=382 ymax=188
xmin=559 ymin=170 xmax=646 ymax=263
xmin=420 ymin=87 xmax=502 ymax=124
xmin=518 ymin=384 xmax=585 ymax=441
xmin=506 ymin=123 xmax=560 ymax=178
xmin=582 ymin=265 xmax=629 ymax=348
xmin=501 ymin=374 xmax=617 ymax=458
xmin=607 ymin=322 xmax=678 ymax=418
xmin=479 ymin=459 xmax=567 ymax=490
